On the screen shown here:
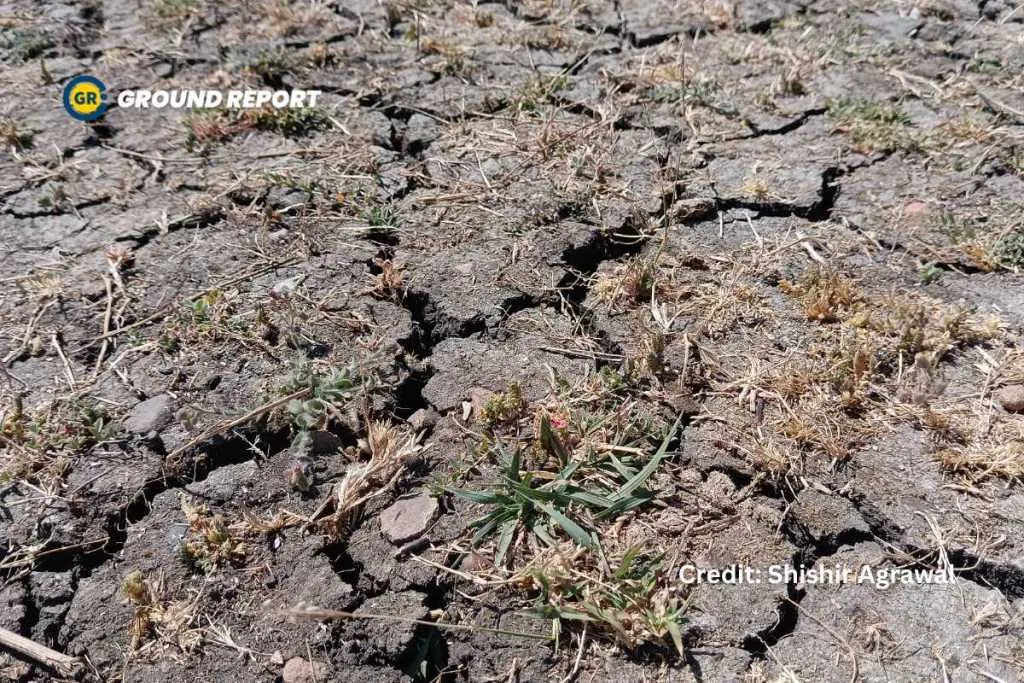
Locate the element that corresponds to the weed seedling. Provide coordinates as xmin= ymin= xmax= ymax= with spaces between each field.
xmin=274 ymin=359 xmax=378 ymax=452
xmin=480 ymin=382 xmax=526 ymax=427
xmin=995 ymin=231 xmax=1024 ymax=270
xmin=827 ymin=98 xmax=916 ymax=154
xmin=1 ymin=27 xmax=54 ymax=61
xmin=180 ymin=498 xmax=246 ymax=573
xmin=453 ymin=418 xmax=678 ymax=565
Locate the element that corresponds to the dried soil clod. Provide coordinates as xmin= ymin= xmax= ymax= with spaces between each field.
xmin=995 ymin=384 xmax=1024 ymax=413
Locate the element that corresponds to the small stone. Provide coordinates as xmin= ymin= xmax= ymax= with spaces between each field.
xmin=124 ymin=394 xmax=174 ymax=434
xmin=185 ymin=461 xmax=258 ymax=502
xmin=379 ymin=492 xmax=438 ymax=544
xmin=154 ymin=61 xmax=174 ymax=78
xmin=460 ymin=552 xmax=490 ymax=572
xmin=407 ymin=408 xmax=439 ymax=432
xmin=282 ymin=657 xmax=326 ymax=683
xmin=995 ymin=384 xmax=1024 ymax=413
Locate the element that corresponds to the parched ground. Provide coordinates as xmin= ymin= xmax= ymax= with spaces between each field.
xmin=2 ymin=0 xmax=1024 ymax=681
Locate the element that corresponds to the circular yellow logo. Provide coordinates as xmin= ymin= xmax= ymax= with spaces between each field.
xmin=63 ymin=75 xmax=108 ymax=121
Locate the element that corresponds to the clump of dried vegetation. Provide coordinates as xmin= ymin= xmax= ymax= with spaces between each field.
xmin=1 ymin=396 xmax=114 ymax=485
xmin=121 ymin=569 xmax=202 ymax=654
xmin=327 ymin=418 xmax=423 ymax=533
xmin=366 ymin=257 xmax=406 ymax=301
xmin=920 ymin=208 xmax=1024 ymax=273
xmin=184 ymin=106 xmax=328 ymax=151
xmin=593 ymin=254 xmax=658 ymax=307
xmin=0 ymin=117 xmax=33 ymax=149
xmin=586 ymin=224 xmax=1017 ymax=490
xmin=779 ymin=266 xmax=859 ymax=323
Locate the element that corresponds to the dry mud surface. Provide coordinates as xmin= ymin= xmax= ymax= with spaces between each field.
xmin=2 ymin=1 xmax=1024 ymax=681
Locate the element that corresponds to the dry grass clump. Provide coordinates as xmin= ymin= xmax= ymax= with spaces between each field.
xmin=850 ymin=293 xmax=1003 ymax=372
xmin=711 ymin=265 xmax=1006 ymax=477
xmin=714 ymin=350 xmax=874 ymax=476
xmin=595 ymin=250 xmax=771 ymax=340
xmin=145 ymin=0 xmax=204 ymax=32
xmin=780 ymin=266 xmax=859 ymax=323
xmin=515 ymin=25 xmax=572 ymax=50
xmin=592 ymin=255 xmax=658 ymax=307
xmin=907 ymin=205 xmax=1024 ymax=273
xmin=183 ymin=106 xmax=328 ymax=150
xmin=327 ymin=419 xmax=422 ymax=531
xmin=993 ymin=347 xmax=1024 ymax=386
xmin=515 ymin=544 xmax=684 ymax=655
xmin=688 ymin=246 xmax=1019 ymax=486
xmin=740 ymin=174 xmax=773 ymax=201
xmin=935 ymin=438 xmax=1024 ymax=483
xmin=256 ymin=0 xmax=336 ymax=37
xmin=0 ymin=117 xmax=33 ymax=149
xmin=366 ymin=258 xmax=406 ymax=301
xmin=121 ymin=569 xmax=203 ymax=654
xmin=905 ymin=346 xmax=1024 ymax=485
xmin=590 ymin=239 xmax=1011 ymax=482
xmin=418 ymin=37 xmax=471 ymax=77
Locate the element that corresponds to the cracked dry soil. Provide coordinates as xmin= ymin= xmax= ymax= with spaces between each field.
xmin=2 ymin=0 xmax=1024 ymax=681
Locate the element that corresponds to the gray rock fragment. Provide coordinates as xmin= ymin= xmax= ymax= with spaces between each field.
xmin=185 ymin=461 xmax=258 ymax=502
xmin=124 ymin=394 xmax=174 ymax=434
xmin=379 ymin=492 xmax=438 ymax=544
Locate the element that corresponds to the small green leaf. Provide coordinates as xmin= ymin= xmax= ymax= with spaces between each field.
xmin=450 ymin=488 xmax=505 ymax=505
xmin=609 ymin=418 xmax=679 ymax=503
xmin=607 ymin=453 xmax=638 ymax=480
xmin=495 ymin=518 xmax=517 ymax=565
xmin=666 ymin=618 xmax=685 ymax=657
xmin=538 ymin=502 xmax=593 ymax=548
xmin=531 ymin=522 xmax=557 ymax=547
xmin=564 ymin=488 xmax=615 ymax=510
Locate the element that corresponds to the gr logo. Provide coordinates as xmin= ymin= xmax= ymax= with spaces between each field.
xmin=63 ymin=75 xmax=107 ymax=121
